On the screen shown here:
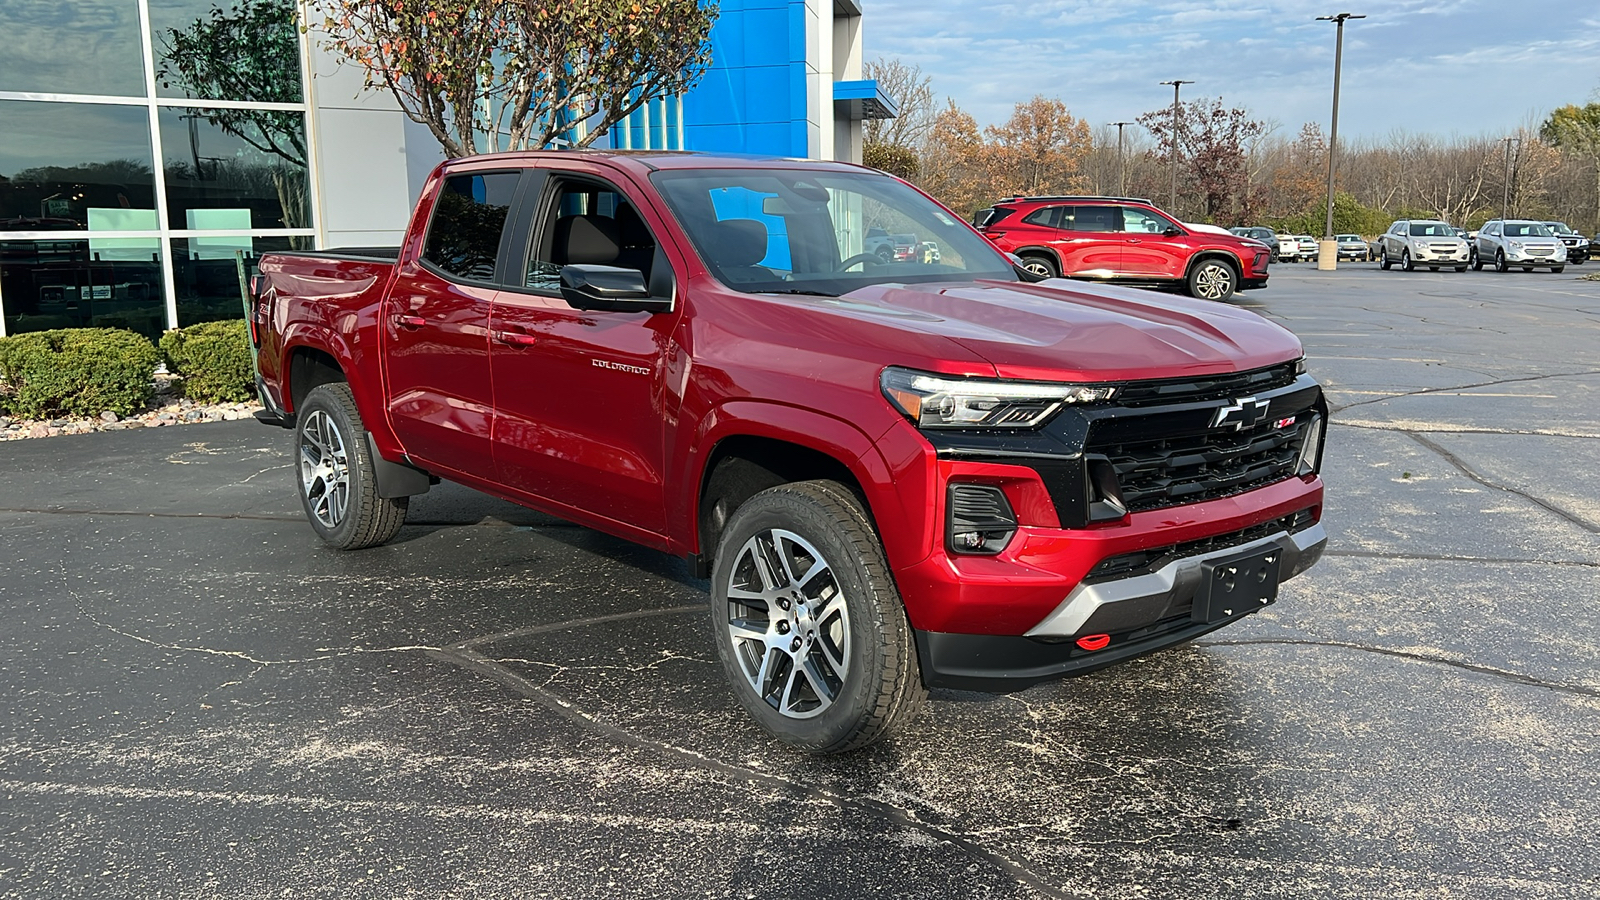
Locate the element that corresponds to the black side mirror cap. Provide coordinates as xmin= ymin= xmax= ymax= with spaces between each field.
xmin=1163 ymin=225 xmax=1184 ymax=237
xmin=559 ymin=264 xmax=673 ymax=313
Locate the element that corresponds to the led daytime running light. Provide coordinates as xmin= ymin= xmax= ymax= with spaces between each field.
xmin=881 ymin=367 xmax=1117 ymax=429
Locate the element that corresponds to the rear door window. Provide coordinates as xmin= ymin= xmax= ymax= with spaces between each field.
xmin=1062 ymin=206 xmax=1117 ymax=232
xmin=423 ymin=172 xmax=522 ymax=282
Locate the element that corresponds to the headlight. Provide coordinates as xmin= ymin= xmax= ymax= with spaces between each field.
xmin=881 ymin=367 xmax=1117 ymax=429
xmin=1509 ymin=240 xmax=1523 ymax=250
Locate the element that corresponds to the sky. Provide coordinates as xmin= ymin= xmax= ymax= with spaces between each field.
xmin=863 ymin=0 xmax=1600 ymax=143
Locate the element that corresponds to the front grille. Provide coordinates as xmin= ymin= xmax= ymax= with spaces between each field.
xmin=1112 ymin=362 xmax=1298 ymax=407
xmin=1088 ymin=415 xmax=1306 ymax=513
xmin=1085 ymin=508 xmax=1316 ymax=583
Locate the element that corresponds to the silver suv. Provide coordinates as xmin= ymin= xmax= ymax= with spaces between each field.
xmin=1376 ymin=219 xmax=1470 ymax=272
xmin=1474 ymin=220 xmax=1567 ymax=272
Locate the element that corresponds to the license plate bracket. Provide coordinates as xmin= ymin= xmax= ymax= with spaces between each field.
xmin=1194 ymin=545 xmax=1283 ymax=623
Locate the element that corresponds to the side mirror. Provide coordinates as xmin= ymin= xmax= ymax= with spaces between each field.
xmin=559 ymin=265 xmax=673 ymax=314
xmin=1163 ymin=225 xmax=1183 ymax=237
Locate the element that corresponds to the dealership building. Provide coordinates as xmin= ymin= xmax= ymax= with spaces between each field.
xmin=0 ymin=0 xmax=893 ymax=339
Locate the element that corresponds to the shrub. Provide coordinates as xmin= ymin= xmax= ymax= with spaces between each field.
xmin=0 ymin=328 xmax=160 ymax=419
xmin=159 ymin=320 xmax=254 ymax=403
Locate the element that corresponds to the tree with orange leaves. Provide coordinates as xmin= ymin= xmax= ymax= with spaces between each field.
xmin=321 ymin=0 xmax=717 ymax=157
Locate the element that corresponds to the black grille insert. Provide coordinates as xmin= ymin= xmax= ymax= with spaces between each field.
xmin=1112 ymin=362 xmax=1299 ymax=407
xmin=1089 ymin=415 xmax=1307 ymax=513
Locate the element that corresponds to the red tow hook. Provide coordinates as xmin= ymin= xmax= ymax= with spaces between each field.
xmin=1075 ymin=634 xmax=1111 ymax=652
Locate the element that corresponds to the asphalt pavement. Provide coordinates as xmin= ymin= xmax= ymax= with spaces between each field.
xmin=2 ymin=262 xmax=1598 ymax=899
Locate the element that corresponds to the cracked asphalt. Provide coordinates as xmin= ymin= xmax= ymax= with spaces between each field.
xmin=3 ymin=264 xmax=1599 ymax=899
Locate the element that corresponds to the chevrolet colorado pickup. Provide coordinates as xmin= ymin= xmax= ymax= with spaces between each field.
xmin=251 ymin=151 xmax=1328 ymax=753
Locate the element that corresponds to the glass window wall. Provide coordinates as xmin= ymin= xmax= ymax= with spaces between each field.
xmin=0 ymin=3 xmax=315 ymax=337
xmin=170 ymin=235 xmax=291 ymax=326
xmin=1 ymin=238 xmax=166 ymax=341
xmin=149 ymin=0 xmax=303 ymax=104
xmin=0 ymin=1 xmax=147 ymax=97
xmin=159 ymin=106 xmax=310 ymax=230
xmin=0 ymin=101 xmax=158 ymax=231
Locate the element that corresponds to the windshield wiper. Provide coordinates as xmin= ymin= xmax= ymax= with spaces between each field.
xmin=762 ymin=288 xmax=839 ymax=297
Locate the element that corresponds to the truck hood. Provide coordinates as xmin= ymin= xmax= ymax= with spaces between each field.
xmin=831 ymin=279 xmax=1303 ymax=382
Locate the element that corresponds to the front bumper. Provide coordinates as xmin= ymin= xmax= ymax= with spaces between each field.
xmin=1505 ymin=250 xmax=1566 ymax=265
xmin=914 ymin=510 xmax=1324 ymax=692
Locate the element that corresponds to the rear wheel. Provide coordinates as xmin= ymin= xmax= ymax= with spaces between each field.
xmin=1523 ymin=267 xmax=1534 ymax=273
xmin=295 ymin=383 xmax=407 ymax=550
xmin=710 ymin=480 xmax=925 ymax=753
xmin=1187 ymin=259 xmax=1237 ymax=301
xmin=1020 ymin=254 xmax=1058 ymax=278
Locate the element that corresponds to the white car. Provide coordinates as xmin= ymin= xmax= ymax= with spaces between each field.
xmin=1377 ymin=219 xmax=1470 ymax=272
xmin=1295 ymin=235 xmax=1318 ymax=260
xmin=1473 ymin=219 xmax=1567 ymax=273
xmin=1276 ymin=233 xmax=1302 ymax=261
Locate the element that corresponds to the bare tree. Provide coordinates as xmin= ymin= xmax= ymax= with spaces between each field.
xmin=863 ymin=58 xmax=936 ymax=151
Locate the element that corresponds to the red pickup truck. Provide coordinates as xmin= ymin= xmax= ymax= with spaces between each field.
xmin=251 ymin=151 xmax=1327 ymax=753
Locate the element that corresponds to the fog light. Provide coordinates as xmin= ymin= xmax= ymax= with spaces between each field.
xmin=947 ymin=483 xmax=1016 ymax=555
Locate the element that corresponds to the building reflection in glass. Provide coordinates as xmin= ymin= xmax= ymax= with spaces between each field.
xmin=159 ymin=108 xmax=310 ymax=231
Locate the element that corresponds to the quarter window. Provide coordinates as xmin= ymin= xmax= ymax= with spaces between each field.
xmin=1022 ymin=207 xmax=1060 ymax=227
xmin=422 ymin=172 xmax=520 ymax=282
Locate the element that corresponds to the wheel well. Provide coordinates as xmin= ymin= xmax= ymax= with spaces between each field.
xmin=1015 ymin=246 xmax=1061 ymax=268
xmin=695 ymin=436 xmax=865 ymax=577
xmin=288 ymin=346 xmax=346 ymax=412
xmin=1186 ymin=251 xmax=1240 ymax=280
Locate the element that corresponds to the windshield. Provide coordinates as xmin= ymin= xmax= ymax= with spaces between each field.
xmin=650 ymin=168 xmax=1015 ymax=295
xmin=1503 ymin=222 xmax=1553 ymax=237
xmin=1337 ymin=234 xmax=1361 ymax=241
xmin=1545 ymin=222 xmax=1575 ymax=235
xmin=1408 ymin=223 xmax=1453 ymax=237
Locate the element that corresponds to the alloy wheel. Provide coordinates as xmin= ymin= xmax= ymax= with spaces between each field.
xmin=1193 ymin=262 xmax=1234 ymax=300
xmin=298 ymin=409 xmax=350 ymax=529
xmin=724 ymin=528 xmax=850 ymax=719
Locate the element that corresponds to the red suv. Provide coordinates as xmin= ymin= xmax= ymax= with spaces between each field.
xmin=975 ymin=196 xmax=1271 ymax=302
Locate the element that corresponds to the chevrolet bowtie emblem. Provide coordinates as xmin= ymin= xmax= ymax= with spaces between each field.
xmin=1212 ymin=396 xmax=1271 ymax=430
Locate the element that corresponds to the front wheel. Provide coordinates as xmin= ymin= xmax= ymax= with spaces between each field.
xmin=1552 ymin=266 xmax=1565 ymax=274
xmin=710 ymin=480 xmax=925 ymax=753
xmin=1472 ymin=253 xmax=1484 ymax=271
xmin=295 ymin=383 xmax=408 ymax=550
xmin=1187 ymin=259 xmax=1237 ymax=301
xmin=1495 ymin=250 xmax=1509 ymax=272
xmin=1401 ymin=249 xmax=1415 ymax=272
xmin=1020 ymin=254 xmax=1059 ymax=278
xmin=1379 ymin=246 xmax=1391 ymax=270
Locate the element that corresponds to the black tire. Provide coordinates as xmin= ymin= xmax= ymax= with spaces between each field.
xmin=1379 ymin=246 xmax=1391 ymax=270
xmin=1472 ymin=253 xmax=1483 ymax=271
xmin=1020 ymin=254 xmax=1059 ymax=278
xmin=1523 ymin=267 xmax=1534 ymax=273
xmin=1553 ymin=266 xmax=1565 ymax=274
xmin=1401 ymin=249 xmax=1415 ymax=272
xmin=1454 ymin=266 xmax=1467 ymax=273
xmin=710 ymin=480 xmax=925 ymax=753
xmin=1187 ymin=258 xmax=1237 ymax=302
xmin=294 ymin=383 xmax=407 ymax=550
xmin=1495 ymin=250 xmax=1509 ymax=273
xmin=1429 ymin=266 xmax=1439 ymax=272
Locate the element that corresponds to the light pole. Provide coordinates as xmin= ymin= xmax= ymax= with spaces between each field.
xmin=1501 ymin=136 xmax=1520 ymax=220
xmin=1159 ymin=80 xmax=1192 ymax=213
xmin=1109 ymin=122 xmax=1133 ymax=196
xmin=1316 ymin=12 xmax=1364 ymax=270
